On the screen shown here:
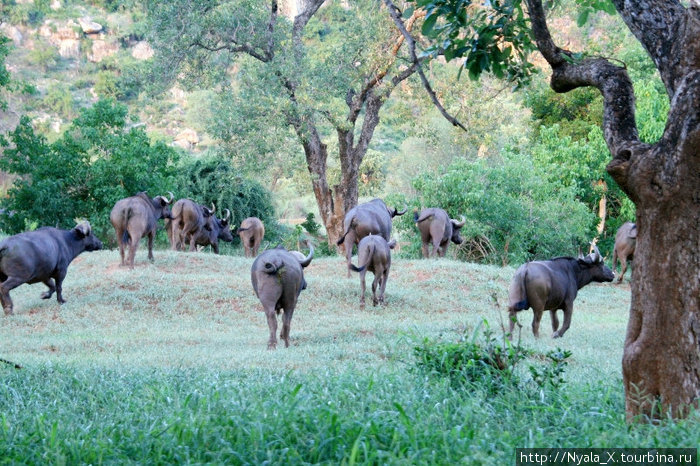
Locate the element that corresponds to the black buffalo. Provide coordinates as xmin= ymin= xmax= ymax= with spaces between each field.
xmin=0 ymin=222 xmax=103 ymax=315
xmin=507 ymin=247 xmax=614 ymax=338
xmin=336 ymin=198 xmax=406 ymax=277
xmin=193 ymin=208 xmax=234 ymax=254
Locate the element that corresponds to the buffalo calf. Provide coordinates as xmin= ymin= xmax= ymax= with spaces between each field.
xmin=507 ymin=247 xmax=614 ymax=338
xmin=251 ymin=244 xmax=314 ymax=349
xmin=238 ymin=217 xmax=265 ymax=257
xmin=0 ymin=222 xmax=103 ymax=315
xmin=350 ymin=234 xmax=396 ymax=307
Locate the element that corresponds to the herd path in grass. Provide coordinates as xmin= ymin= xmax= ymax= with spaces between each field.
xmin=0 ymin=248 xmax=631 ymax=383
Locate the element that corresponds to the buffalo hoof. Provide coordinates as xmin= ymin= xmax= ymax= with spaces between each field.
xmin=267 ymin=342 xmax=277 ymax=350
xmin=3 ymin=307 xmax=13 ymax=316
xmin=40 ymin=292 xmax=52 ymax=300
xmin=552 ymin=332 xmax=562 ymax=339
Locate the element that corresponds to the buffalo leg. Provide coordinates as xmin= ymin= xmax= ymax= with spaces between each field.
xmin=359 ymin=270 xmax=367 ymax=307
xmin=618 ymin=258 xmax=628 ymax=283
xmin=371 ymin=273 xmax=380 ymax=306
xmin=553 ymin=304 xmax=573 ymax=338
xmin=280 ymin=308 xmax=294 ymax=348
xmin=550 ymin=310 xmax=560 ymax=333
xmin=421 ymin=242 xmax=430 ymax=259
xmin=378 ymin=268 xmax=389 ymax=305
xmin=344 ymin=232 xmax=356 ymax=278
xmin=147 ymin=232 xmax=155 ymax=262
xmin=0 ymin=276 xmax=26 ymax=315
xmin=54 ymin=272 xmax=67 ymax=304
xmin=531 ymin=309 xmax=544 ymax=338
xmin=40 ymin=278 xmax=56 ymax=299
xmin=265 ymin=309 xmax=278 ymax=349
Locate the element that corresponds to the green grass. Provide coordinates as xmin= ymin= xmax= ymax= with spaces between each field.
xmin=0 ymin=248 xmax=696 ymax=464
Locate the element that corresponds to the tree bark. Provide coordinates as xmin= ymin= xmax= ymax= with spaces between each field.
xmin=525 ymin=0 xmax=700 ymax=420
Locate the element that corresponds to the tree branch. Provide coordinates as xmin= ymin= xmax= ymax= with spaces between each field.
xmin=610 ymin=0 xmax=686 ymax=95
xmin=525 ymin=0 xmax=641 ymax=186
xmin=383 ymin=0 xmax=469 ymax=132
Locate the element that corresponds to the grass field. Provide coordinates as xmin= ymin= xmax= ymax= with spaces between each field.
xmin=0 ymin=247 xmax=697 ymax=464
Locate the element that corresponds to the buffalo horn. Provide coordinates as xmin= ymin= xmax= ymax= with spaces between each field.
xmin=166 ymin=191 xmax=174 ymax=204
xmin=394 ymin=205 xmax=408 ymax=216
xmin=298 ymin=243 xmax=315 ymax=268
xmin=223 ymin=208 xmax=231 ymax=221
xmin=453 ymin=215 xmax=466 ymax=228
xmin=76 ymin=221 xmax=91 ymax=236
xmin=211 ymin=202 xmax=216 ymax=214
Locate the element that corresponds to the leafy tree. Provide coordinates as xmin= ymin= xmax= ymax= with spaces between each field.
xmin=144 ymin=0 xmax=427 ymax=246
xmin=0 ymin=100 xmax=179 ymax=245
xmin=409 ymin=0 xmax=700 ymax=420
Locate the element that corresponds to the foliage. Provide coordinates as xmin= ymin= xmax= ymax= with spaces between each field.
xmin=529 ymin=348 xmax=572 ymax=389
xmin=0 ymin=99 xmax=179 ymax=244
xmin=2 ymin=0 xmax=51 ymax=27
xmin=173 ymin=153 xmax=281 ymax=244
xmin=408 ymin=0 xmax=536 ymax=86
xmin=94 ymin=70 xmax=121 ymax=100
xmin=392 ymin=154 xmax=596 ymax=265
xmin=42 ymin=83 xmax=75 ymax=119
xmin=413 ymin=321 xmax=528 ymax=390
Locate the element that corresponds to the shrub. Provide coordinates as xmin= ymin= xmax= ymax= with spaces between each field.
xmin=413 ymin=321 xmax=528 ymax=391
xmin=393 ymin=153 xmax=596 ymax=265
xmin=0 ymin=99 xmax=179 ymax=245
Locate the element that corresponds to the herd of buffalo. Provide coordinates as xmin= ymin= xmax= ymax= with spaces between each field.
xmin=0 ymin=191 xmax=637 ymax=349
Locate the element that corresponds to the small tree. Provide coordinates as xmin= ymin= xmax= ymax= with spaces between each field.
xmin=0 ymin=100 xmax=179 ymax=244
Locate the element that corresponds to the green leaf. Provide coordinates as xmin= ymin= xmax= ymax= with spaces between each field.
xmin=576 ymin=8 xmax=590 ymax=27
xmin=402 ymin=6 xmax=415 ymax=18
xmin=422 ymin=13 xmax=438 ymax=36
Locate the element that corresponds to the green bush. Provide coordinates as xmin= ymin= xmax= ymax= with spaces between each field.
xmin=392 ymin=154 xmax=597 ymax=265
xmin=173 ymin=154 xmax=281 ymax=246
xmin=0 ymin=99 xmax=179 ymax=245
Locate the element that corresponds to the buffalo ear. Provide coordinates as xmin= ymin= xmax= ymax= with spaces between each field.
xmin=387 ymin=239 xmax=397 ymax=249
xmin=74 ymin=222 xmax=91 ymax=238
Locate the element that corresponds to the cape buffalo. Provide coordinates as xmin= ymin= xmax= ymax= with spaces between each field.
xmin=169 ymin=199 xmax=214 ymax=252
xmin=0 ymin=222 xmax=103 ymax=315
xmin=336 ymin=198 xmax=406 ymax=277
xmin=110 ymin=191 xmax=173 ymax=268
xmin=612 ymin=221 xmax=636 ymax=283
xmin=414 ymin=208 xmax=466 ymax=258
xmin=251 ymin=243 xmax=314 ymax=349
xmin=238 ymin=217 xmax=265 ymax=257
xmin=507 ymin=247 xmax=614 ymax=339
xmin=192 ymin=208 xmax=234 ymax=254
xmin=350 ymin=234 xmax=396 ymax=307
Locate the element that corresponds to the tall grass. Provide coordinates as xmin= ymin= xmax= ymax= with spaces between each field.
xmin=0 ymin=248 xmax=696 ymax=463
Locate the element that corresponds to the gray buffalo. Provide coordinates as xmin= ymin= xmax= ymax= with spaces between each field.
xmin=414 ymin=208 xmax=466 ymax=258
xmin=169 ymin=199 xmax=214 ymax=252
xmin=110 ymin=191 xmax=173 ymax=268
xmin=238 ymin=217 xmax=265 ymax=257
xmin=0 ymin=222 xmax=103 ymax=315
xmin=507 ymin=247 xmax=614 ymax=338
xmin=251 ymin=243 xmax=314 ymax=349
xmin=350 ymin=234 xmax=396 ymax=307
xmin=192 ymin=208 xmax=234 ymax=254
xmin=336 ymin=198 xmax=406 ymax=277
xmin=612 ymin=221 xmax=636 ymax=283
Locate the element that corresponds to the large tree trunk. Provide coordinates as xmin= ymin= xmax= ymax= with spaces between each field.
xmin=525 ymin=0 xmax=700 ymax=420
xmin=618 ymin=94 xmax=700 ymax=420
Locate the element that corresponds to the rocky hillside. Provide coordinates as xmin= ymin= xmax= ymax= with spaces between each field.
xmin=1 ymin=1 xmax=209 ymax=151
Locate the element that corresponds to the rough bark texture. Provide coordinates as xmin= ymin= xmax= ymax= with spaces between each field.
xmin=525 ymin=0 xmax=700 ymax=420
